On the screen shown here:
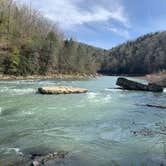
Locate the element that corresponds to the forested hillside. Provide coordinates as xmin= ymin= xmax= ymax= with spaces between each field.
xmin=100 ymin=32 xmax=166 ymax=75
xmin=1 ymin=0 xmax=166 ymax=77
xmin=0 ymin=0 xmax=105 ymax=76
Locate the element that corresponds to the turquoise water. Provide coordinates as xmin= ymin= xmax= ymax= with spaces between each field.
xmin=0 ymin=76 xmax=166 ymax=166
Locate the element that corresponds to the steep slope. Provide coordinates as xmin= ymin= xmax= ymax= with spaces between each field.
xmin=100 ymin=31 xmax=166 ymax=75
xmin=0 ymin=0 xmax=105 ymax=76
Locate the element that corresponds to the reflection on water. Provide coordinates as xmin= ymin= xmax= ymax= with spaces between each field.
xmin=0 ymin=76 xmax=166 ymax=166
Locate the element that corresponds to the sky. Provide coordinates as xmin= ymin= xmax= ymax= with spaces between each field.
xmin=16 ymin=0 xmax=166 ymax=49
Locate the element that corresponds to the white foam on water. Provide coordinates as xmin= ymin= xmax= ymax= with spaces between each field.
xmin=15 ymin=80 xmax=35 ymax=85
xmin=0 ymin=81 xmax=17 ymax=84
xmin=62 ymin=107 xmax=67 ymax=111
xmin=0 ymin=87 xmax=36 ymax=95
xmin=102 ymin=94 xmax=112 ymax=103
xmin=0 ymin=107 xmax=2 ymax=115
xmin=105 ymin=88 xmax=121 ymax=92
xmin=0 ymin=80 xmax=34 ymax=85
xmin=119 ymin=94 xmax=125 ymax=97
xmin=7 ymin=119 xmax=18 ymax=122
xmin=38 ymin=81 xmax=56 ymax=85
xmin=87 ymin=92 xmax=112 ymax=104
xmin=48 ymin=107 xmax=57 ymax=110
xmin=1 ymin=147 xmax=23 ymax=155
xmin=22 ymin=110 xmax=34 ymax=115
xmin=87 ymin=92 xmax=98 ymax=99
xmin=75 ymin=104 xmax=86 ymax=108
xmin=11 ymin=88 xmax=36 ymax=95
xmin=100 ymin=128 xmax=128 ymax=142
xmin=0 ymin=87 xmax=10 ymax=92
xmin=164 ymin=88 xmax=166 ymax=93
xmin=87 ymin=92 xmax=101 ymax=103
xmin=12 ymin=88 xmax=35 ymax=93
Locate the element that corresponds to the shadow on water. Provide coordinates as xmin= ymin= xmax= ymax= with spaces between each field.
xmin=0 ymin=131 xmax=32 ymax=145
xmin=0 ymin=107 xmax=20 ymax=116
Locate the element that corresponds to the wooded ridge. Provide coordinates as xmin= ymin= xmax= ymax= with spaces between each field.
xmin=100 ymin=32 xmax=166 ymax=75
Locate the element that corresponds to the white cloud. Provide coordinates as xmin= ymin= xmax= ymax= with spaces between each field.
xmin=107 ymin=27 xmax=130 ymax=39
xmin=18 ymin=0 xmax=130 ymax=30
xmin=15 ymin=0 xmax=131 ymax=41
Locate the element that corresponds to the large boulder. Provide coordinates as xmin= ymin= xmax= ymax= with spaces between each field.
xmin=116 ymin=77 xmax=163 ymax=92
xmin=38 ymin=86 xmax=88 ymax=94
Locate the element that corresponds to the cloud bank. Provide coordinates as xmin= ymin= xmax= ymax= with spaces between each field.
xmin=17 ymin=0 xmax=130 ymax=37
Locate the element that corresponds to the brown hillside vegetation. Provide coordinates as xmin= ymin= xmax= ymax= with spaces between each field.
xmin=0 ymin=0 xmax=105 ymax=76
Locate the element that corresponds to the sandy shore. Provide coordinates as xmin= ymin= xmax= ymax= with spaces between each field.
xmin=145 ymin=72 xmax=166 ymax=82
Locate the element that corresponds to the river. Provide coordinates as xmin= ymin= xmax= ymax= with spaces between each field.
xmin=0 ymin=76 xmax=166 ymax=166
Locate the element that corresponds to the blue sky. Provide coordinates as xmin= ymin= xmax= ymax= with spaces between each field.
xmin=16 ymin=0 xmax=166 ymax=49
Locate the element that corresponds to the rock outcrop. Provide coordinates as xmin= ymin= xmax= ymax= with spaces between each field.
xmin=38 ymin=86 xmax=88 ymax=94
xmin=116 ymin=77 xmax=163 ymax=92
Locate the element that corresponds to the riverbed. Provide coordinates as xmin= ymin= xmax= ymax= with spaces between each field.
xmin=0 ymin=76 xmax=166 ymax=166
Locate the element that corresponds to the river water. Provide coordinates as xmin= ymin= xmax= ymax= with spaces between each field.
xmin=0 ymin=76 xmax=166 ymax=166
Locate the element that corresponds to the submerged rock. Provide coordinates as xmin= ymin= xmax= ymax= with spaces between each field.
xmin=29 ymin=151 xmax=68 ymax=166
xmin=21 ymin=146 xmax=69 ymax=166
xmin=116 ymin=77 xmax=163 ymax=92
xmin=136 ymin=104 xmax=166 ymax=109
xmin=131 ymin=122 xmax=166 ymax=137
xmin=31 ymin=161 xmax=39 ymax=166
xmin=131 ymin=128 xmax=155 ymax=137
xmin=38 ymin=86 xmax=88 ymax=95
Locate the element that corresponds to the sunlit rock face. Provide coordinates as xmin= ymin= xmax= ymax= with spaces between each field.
xmin=38 ymin=86 xmax=88 ymax=94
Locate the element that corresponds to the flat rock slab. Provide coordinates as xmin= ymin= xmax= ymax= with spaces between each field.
xmin=38 ymin=86 xmax=88 ymax=94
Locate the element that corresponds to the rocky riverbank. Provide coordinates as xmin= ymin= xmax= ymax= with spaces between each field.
xmin=0 ymin=74 xmax=99 ymax=80
xmin=10 ymin=146 xmax=69 ymax=166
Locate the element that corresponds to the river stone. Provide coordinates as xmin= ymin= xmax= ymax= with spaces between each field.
xmin=31 ymin=161 xmax=39 ymax=166
xmin=38 ymin=86 xmax=88 ymax=94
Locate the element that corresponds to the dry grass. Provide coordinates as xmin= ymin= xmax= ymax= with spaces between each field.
xmin=146 ymin=70 xmax=166 ymax=83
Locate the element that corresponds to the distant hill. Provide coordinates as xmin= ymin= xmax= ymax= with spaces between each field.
xmin=99 ymin=31 xmax=166 ymax=75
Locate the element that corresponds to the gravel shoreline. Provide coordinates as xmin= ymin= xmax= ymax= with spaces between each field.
xmin=0 ymin=74 xmax=99 ymax=80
